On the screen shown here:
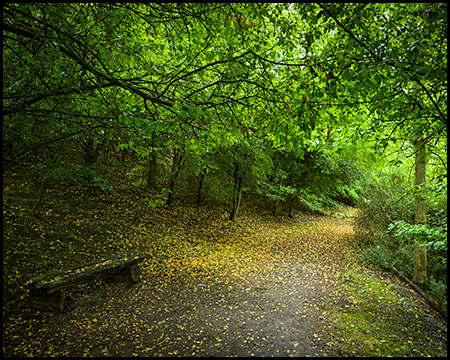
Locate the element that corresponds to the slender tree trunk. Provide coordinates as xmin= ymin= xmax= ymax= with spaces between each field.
xmin=229 ymin=164 xmax=243 ymax=222
xmin=81 ymin=137 xmax=100 ymax=167
xmin=33 ymin=151 xmax=44 ymax=217
xmin=147 ymin=133 xmax=158 ymax=189
xmin=287 ymin=192 xmax=296 ymax=218
xmin=166 ymin=150 xmax=184 ymax=207
xmin=413 ymin=134 xmax=427 ymax=285
xmin=273 ymin=200 xmax=281 ymax=217
xmin=147 ymin=150 xmax=158 ymax=189
xmin=196 ymin=171 xmax=205 ymax=206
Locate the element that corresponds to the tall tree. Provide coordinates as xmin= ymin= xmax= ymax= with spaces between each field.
xmin=412 ymin=131 xmax=427 ymax=284
xmin=312 ymin=3 xmax=446 ymax=284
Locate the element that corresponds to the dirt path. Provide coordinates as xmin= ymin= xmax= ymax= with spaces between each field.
xmin=77 ymin=214 xmax=356 ymax=357
xmin=35 ymin=259 xmax=329 ymax=357
xmin=3 ymin=213 xmax=446 ymax=357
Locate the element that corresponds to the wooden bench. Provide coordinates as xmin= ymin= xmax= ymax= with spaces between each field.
xmin=28 ymin=253 xmax=145 ymax=313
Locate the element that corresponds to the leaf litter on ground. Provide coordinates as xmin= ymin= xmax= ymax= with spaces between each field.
xmin=3 ymin=176 xmax=447 ymax=357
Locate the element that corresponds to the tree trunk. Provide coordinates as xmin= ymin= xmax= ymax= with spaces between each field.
xmin=147 ymin=149 xmax=158 ymax=189
xmin=413 ymin=133 xmax=427 ymax=284
xmin=81 ymin=137 xmax=100 ymax=167
xmin=413 ymin=245 xmax=427 ymax=284
xmin=287 ymin=191 xmax=297 ymax=218
xmin=273 ymin=200 xmax=280 ymax=217
xmin=229 ymin=164 xmax=243 ymax=222
xmin=147 ymin=133 xmax=158 ymax=189
xmin=196 ymin=171 xmax=205 ymax=206
xmin=166 ymin=150 xmax=184 ymax=207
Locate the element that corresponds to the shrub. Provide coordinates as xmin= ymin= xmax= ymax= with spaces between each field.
xmin=45 ymin=165 xmax=115 ymax=194
xmin=354 ymin=169 xmax=414 ymax=245
xmin=388 ymin=220 xmax=447 ymax=259
xmin=360 ymin=233 xmax=415 ymax=273
xmin=355 ymin=168 xmax=447 ymax=309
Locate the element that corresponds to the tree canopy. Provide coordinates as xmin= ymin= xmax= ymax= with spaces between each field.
xmin=3 ymin=3 xmax=447 ymax=164
xmin=3 ymin=3 xmax=447 ymax=205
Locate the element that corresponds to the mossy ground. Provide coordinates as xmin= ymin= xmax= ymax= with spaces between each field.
xmin=314 ymin=269 xmax=447 ymax=356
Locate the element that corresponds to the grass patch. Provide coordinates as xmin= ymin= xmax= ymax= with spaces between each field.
xmin=316 ymin=269 xmax=447 ymax=357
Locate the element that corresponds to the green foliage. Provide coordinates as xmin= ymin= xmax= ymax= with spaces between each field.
xmin=4 ymin=3 xmax=446 ymax=213
xmin=297 ymin=188 xmax=324 ymax=213
xmin=256 ymin=163 xmax=296 ymax=215
xmin=252 ymin=147 xmax=365 ymax=216
xmin=355 ymin=171 xmax=412 ymax=263
xmin=90 ymin=176 xmax=115 ymax=194
xmin=144 ymin=198 xmax=166 ymax=209
xmin=204 ymin=137 xmax=273 ymax=211
xmin=296 ymin=151 xmax=363 ymax=212
xmin=360 ymin=229 xmax=447 ymax=308
xmin=45 ymin=165 xmax=115 ymax=194
xmin=355 ymin=169 xmax=415 ymax=241
xmin=3 ymin=0 xmax=447 ymax=310
xmin=257 ymin=181 xmax=296 ymax=203
xmin=143 ymin=188 xmax=171 ymax=209
xmin=388 ymin=220 xmax=447 ymax=252
xmin=356 ymin=166 xmax=447 ymax=308
xmin=424 ymin=174 xmax=448 ymax=217
xmin=360 ymin=233 xmax=415 ymax=272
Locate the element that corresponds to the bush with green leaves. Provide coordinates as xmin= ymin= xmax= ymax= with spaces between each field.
xmin=254 ymin=148 xmax=364 ymax=216
xmin=257 ymin=180 xmax=297 ymax=216
xmin=355 ymin=168 xmax=447 ymax=308
xmin=354 ymin=169 xmax=415 ymax=243
xmin=388 ymin=220 xmax=447 ymax=258
xmin=45 ymin=165 xmax=115 ymax=194
xmin=294 ymin=150 xmax=363 ymax=212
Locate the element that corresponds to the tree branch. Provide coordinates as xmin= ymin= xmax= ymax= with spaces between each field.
xmin=3 ymin=84 xmax=116 ymax=116
xmin=414 ymin=78 xmax=447 ymax=125
xmin=391 ymin=266 xmax=447 ymax=324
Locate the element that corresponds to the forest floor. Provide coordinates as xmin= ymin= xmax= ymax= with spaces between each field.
xmin=3 ymin=173 xmax=447 ymax=357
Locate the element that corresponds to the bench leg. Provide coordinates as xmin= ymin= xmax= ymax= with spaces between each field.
xmin=113 ymin=265 xmax=140 ymax=283
xmin=29 ymin=291 xmax=74 ymax=313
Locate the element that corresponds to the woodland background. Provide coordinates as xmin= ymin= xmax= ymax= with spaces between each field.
xmin=3 ymin=4 xmax=447 ymax=355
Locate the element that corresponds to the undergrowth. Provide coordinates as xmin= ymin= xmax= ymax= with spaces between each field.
xmin=317 ymin=269 xmax=447 ymax=357
xmin=354 ymin=170 xmax=447 ymax=310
